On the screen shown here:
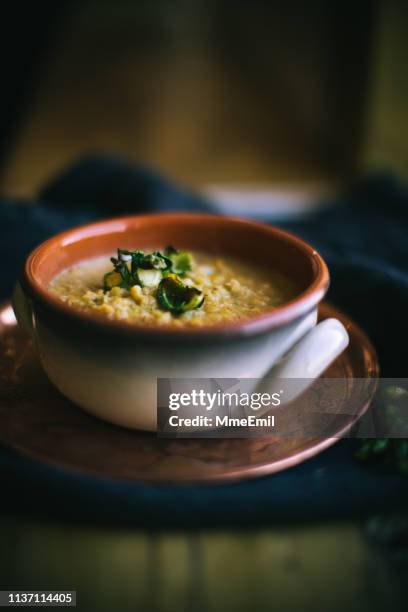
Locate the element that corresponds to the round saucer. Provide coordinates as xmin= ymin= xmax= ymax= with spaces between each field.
xmin=0 ymin=302 xmax=378 ymax=484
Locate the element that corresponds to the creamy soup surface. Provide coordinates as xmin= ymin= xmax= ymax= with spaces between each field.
xmin=49 ymin=252 xmax=297 ymax=327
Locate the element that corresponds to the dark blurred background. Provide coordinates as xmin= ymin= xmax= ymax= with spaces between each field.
xmin=1 ymin=0 xmax=407 ymax=200
xmin=1 ymin=2 xmax=407 ymax=611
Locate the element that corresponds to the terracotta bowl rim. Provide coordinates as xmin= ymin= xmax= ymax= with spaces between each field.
xmin=21 ymin=212 xmax=330 ymax=339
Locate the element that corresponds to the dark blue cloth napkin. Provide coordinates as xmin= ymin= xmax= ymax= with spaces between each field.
xmin=0 ymin=155 xmax=407 ymax=527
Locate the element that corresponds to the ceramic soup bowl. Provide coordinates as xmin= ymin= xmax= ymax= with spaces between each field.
xmin=13 ymin=213 xmax=348 ymax=431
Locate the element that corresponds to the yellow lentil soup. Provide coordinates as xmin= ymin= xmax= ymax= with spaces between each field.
xmin=49 ymin=251 xmax=296 ymax=327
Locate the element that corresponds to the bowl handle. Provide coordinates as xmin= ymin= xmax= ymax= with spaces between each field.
xmin=258 ymin=318 xmax=349 ymax=406
xmin=12 ymin=282 xmax=34 ymax=339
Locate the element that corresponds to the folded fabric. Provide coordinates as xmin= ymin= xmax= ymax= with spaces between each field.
xmin=0 ymin=155 xmax=407 ymax=526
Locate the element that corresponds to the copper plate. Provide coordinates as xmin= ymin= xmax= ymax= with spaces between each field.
xmin=0 ymin=302 xmax=379 ymax=484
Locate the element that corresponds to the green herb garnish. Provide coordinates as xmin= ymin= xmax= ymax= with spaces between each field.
xmin=164 ymin=246 xmax=194 ymax=275
xmin=354 ymin=384 xmax=408 ymax=475
xmin=138 ymin=252 xmax=172 ymax=271
xmin=355 ymin=439 xmax=408 ymax=475
xmin=104 ymin=247 xmax=204 ymax=314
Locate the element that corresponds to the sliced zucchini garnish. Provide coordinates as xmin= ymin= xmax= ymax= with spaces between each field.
xmin=103 ymin=271 xmax=123 ymax=290
xmin=136 ymin=268 xmax=162 ymax=288
xmin=156 ymin=276 xmax=204 ymax=314
xmin=183 ymin=287 xmax=204 ymax=311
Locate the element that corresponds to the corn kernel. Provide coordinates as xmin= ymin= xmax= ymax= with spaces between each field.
xmin=110 ymin=286 xmax=122 ymax=297
xmin=99 ymin=303 xmax=114 ymax=316
xmin=130 ymin=285 xmax=143 ymax=304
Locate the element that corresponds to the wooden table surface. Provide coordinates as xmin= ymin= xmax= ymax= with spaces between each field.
xmin=1 ymin=515 xmax=407 ymax=612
